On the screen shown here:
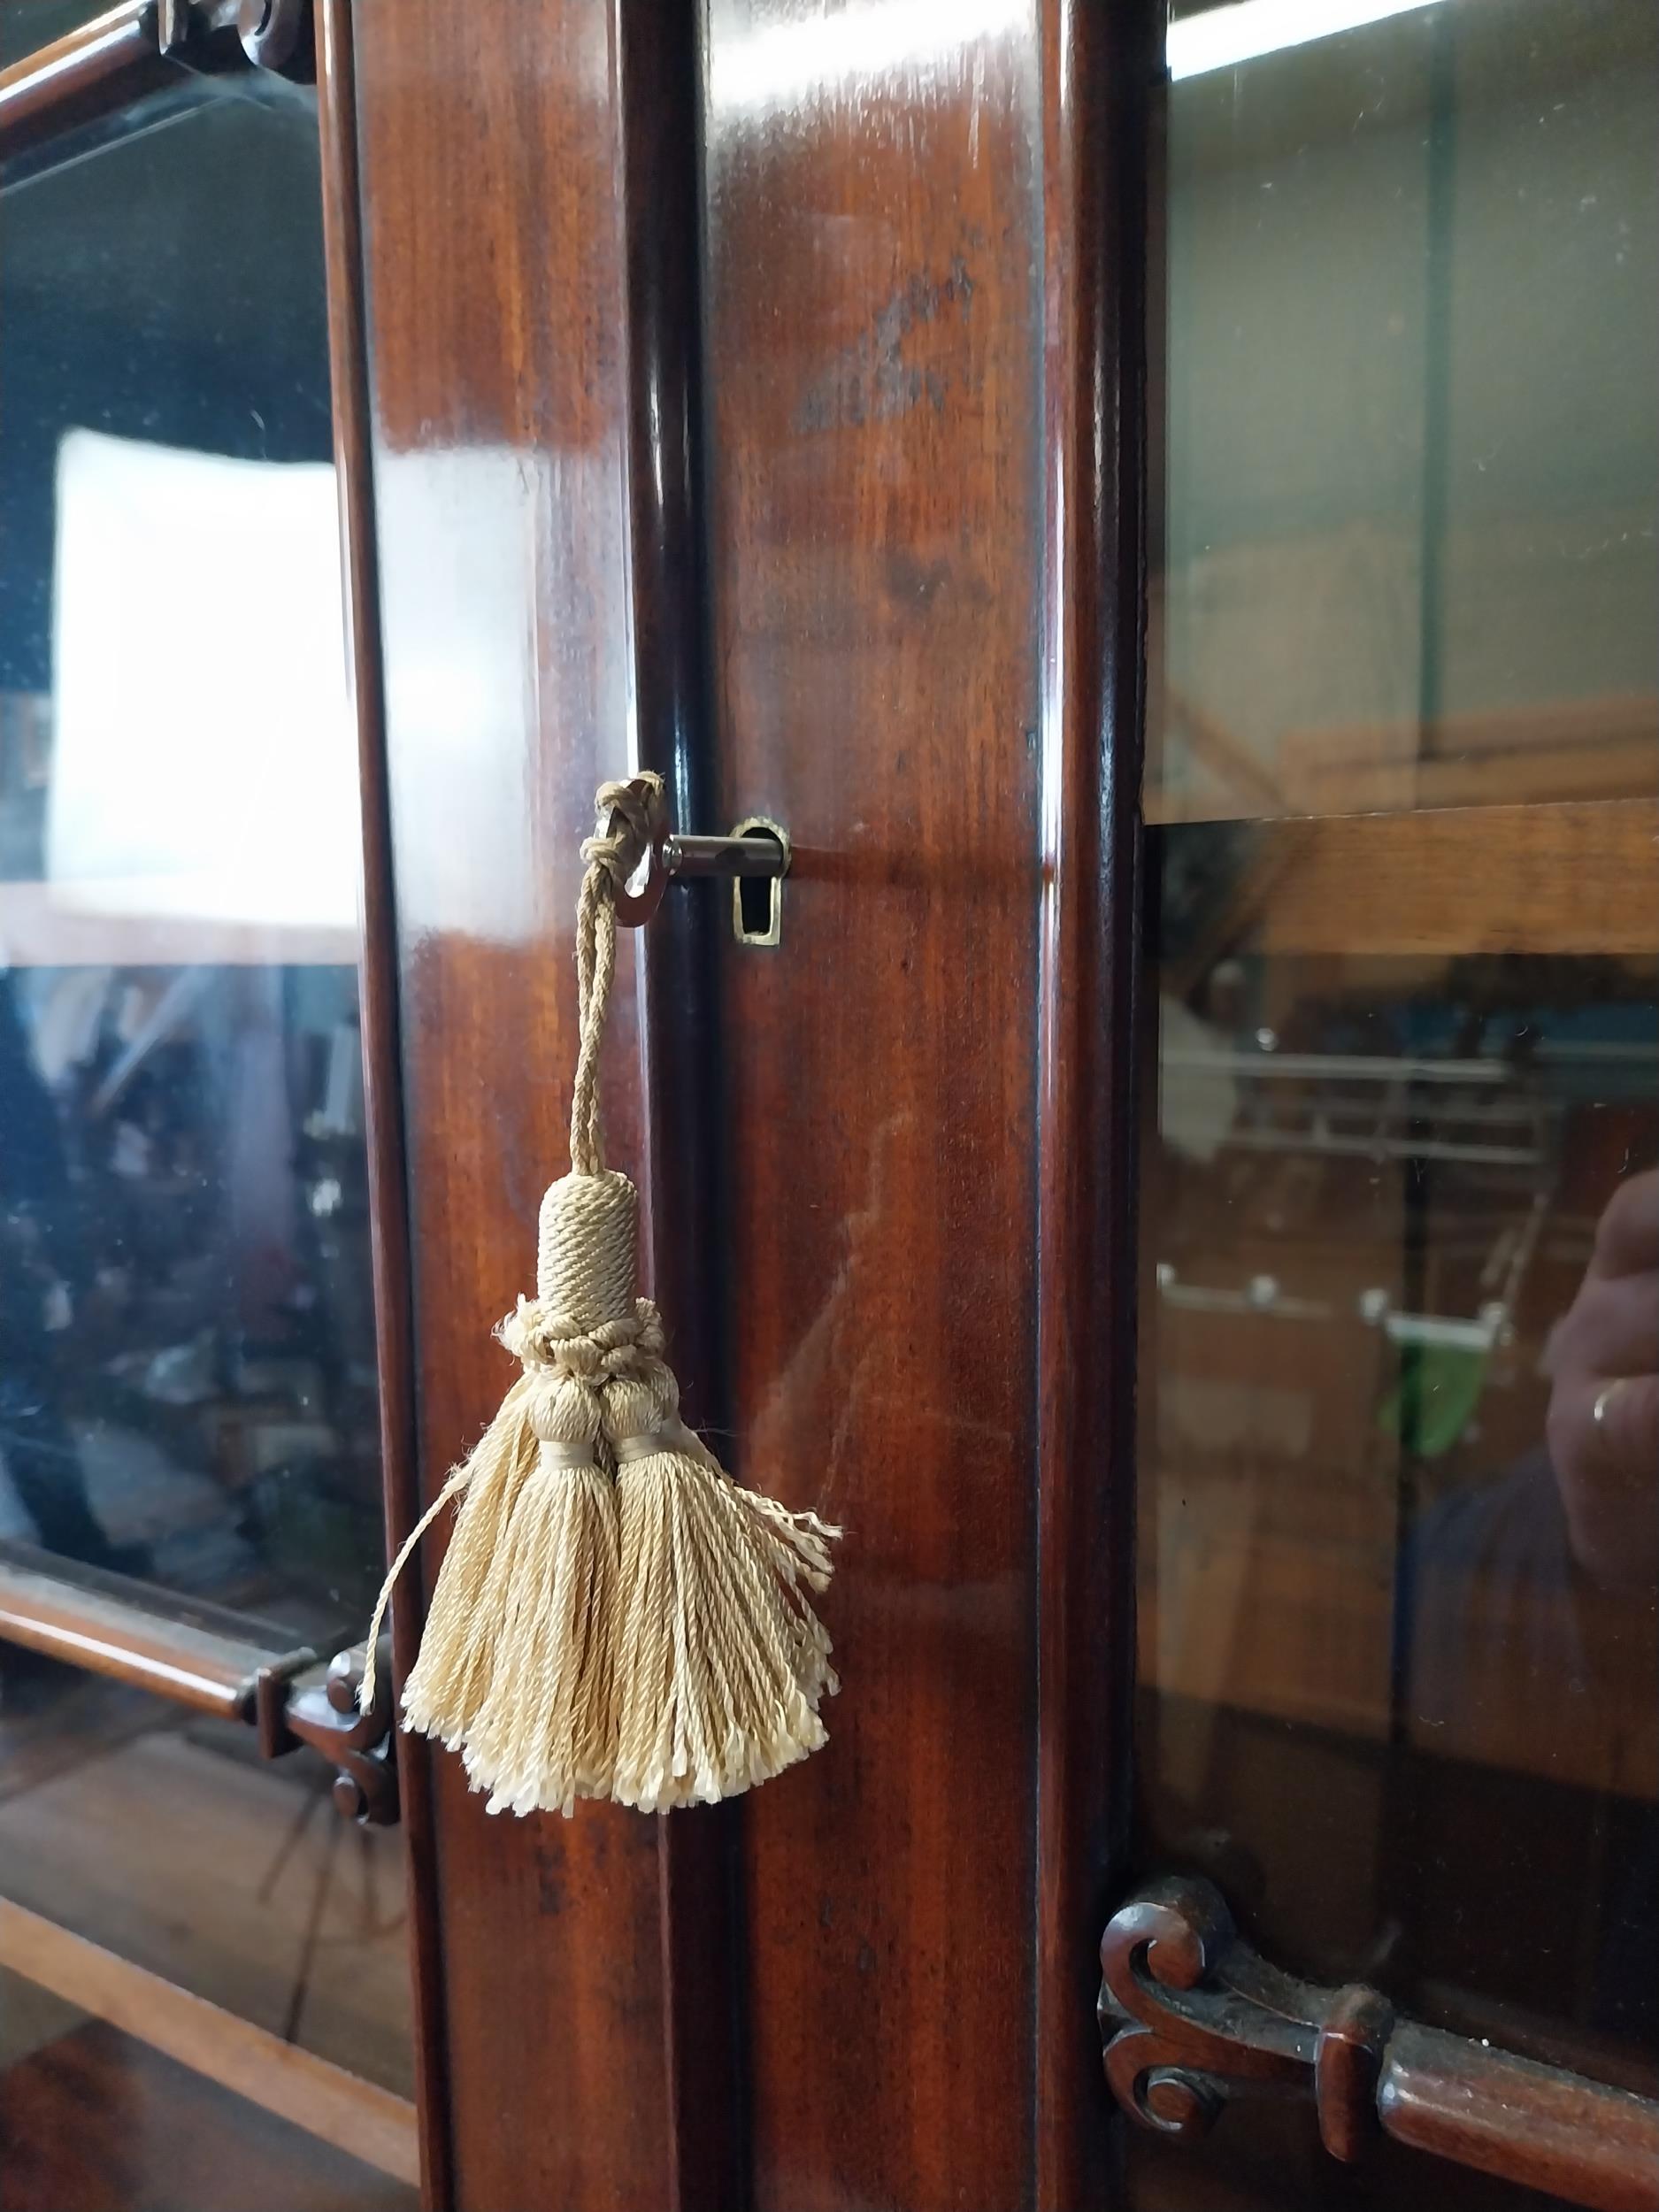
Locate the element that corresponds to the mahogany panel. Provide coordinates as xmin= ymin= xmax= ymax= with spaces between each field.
xmin=350 ymin=4 xmax=674 ymax=2205
xmin=700 ymin=8 xmax=1049 ymax=2207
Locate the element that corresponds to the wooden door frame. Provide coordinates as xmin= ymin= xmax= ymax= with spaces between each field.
xmin=322 ymin=0 xmax=1159 ymax=2205
xmin=1033 ymin=4 xmax=1156 ymax=2205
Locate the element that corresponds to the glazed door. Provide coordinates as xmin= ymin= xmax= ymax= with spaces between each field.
xmin=0 ymin=5 xmax=417 ymax=2207
xmin=13 ymin=2 xmax=1644 ymax=2209
xmin=340 ymin=0 xmax=1656 ymax=2207
xmin=1118 ymin=2 xmax=1658 ymax=2208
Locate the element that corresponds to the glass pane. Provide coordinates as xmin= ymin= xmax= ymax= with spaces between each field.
xmin=0 ymin=3 xmax=99 ymax=66
xmin=1150 ymin=0 xmax=1657 ymax=824
xmin=0 ymin=1965 xmax=414 ymax=2212
xmin=1134 ymin=2 xmax=1658 ymax=2205
xmin=0 ymin=35 xmax=413 ymax=2193
xmin=1 ymin=40 xmax=378 ymax=1652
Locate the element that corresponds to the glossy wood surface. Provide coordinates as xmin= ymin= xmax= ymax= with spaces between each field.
xmin=0 ymin=1544 xmax=306 ymax=1718
xmin=0 ymin=1 xmax=166 ymax=161
xmin=1033 ymin=1 xmax=1156 ymax=2203
xmin=1379 ymin=2024 xmax=1659 ymax=2212
xmin=350 ymin=3 xmax=681 ymax=2203
xmin=350 ymin=0 xmax=1160 ymax=2200
xmin=699 ymin=3 xmax=1074 ymax=2203
xmin=620 ymin=1 xmax=747 ymax=2200
xmin=342 ymin=5 xmax=1659 ymax=2208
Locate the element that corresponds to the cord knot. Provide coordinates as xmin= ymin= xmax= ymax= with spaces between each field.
xmin=580 ymin=774 xmax=662 ymax=893
xmin=499 ymin=1294 xmax=664 ymax=1380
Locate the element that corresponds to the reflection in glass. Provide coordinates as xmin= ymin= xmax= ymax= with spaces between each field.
xmin=1135 ymin=4 xmax=1657 ymax=2205
xmin=1151 ymin=0 xmax=1657 ymax=824
xmin=0 ymin=35 xmax=413 ymax=2190
xmin=0 ymin=1963 xmax=413 ymax=2212
xmin=1 ymin=50 xmax=375 ymax=1644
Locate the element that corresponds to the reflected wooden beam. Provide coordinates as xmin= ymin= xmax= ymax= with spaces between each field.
xmin=1157 ymin=799 xmax=1659 ymax=973
xmin=1255 ymin=799 xmax=1659 ymax=959
xmin=0 ymin=1900 xmax=419 ymax=2187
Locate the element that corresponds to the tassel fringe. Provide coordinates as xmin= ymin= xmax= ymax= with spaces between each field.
xmin=459 ymin=1443 xmax=618 ymax=1816
xmin=359 ymin=775 xmax=840 ymax=1815
xmin=611 ymin=1437 xmax=840 ymax=1811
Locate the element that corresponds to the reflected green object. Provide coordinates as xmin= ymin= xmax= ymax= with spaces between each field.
xmin=1380 ymin=1341 xmax=1489 ymax=1458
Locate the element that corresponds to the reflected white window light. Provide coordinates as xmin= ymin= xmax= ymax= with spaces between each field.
xmin=710 ymin=0 xmax=1025 ymax=113
xmin=48 ymin=428 xmax=359 ymax=934
xmin=1169 ymin=0 xmax=1445 ymax=81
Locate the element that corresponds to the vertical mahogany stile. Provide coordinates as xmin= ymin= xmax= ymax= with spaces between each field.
xmin=617 ymin=4 xmax=748 ymax=2208
xmin=349 ymin=4 xmax=672 ymax=2205
xmin=700 ymin=10 xmax=1046 ymax=2208
xmin=313 ymin=5 xmax=450 ymax=2200
xmin=1033 ymin=4 xmax=1156 ymax=2208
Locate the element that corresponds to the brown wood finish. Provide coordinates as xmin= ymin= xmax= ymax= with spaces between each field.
xmin=618 ymin=4 xmax=747 ymax=2205
xmin=0 ymin=1899 xmax=420 ymax=2186
xmin=313 ymin=0 xmax=450 ymax=2199
xmin=1166 ymin=798 xmax=1659 ymax=965
xmin=1033 ymin=2 xmax=1156 ymax=2207
xmin=699 ymin=5 xmax=1061 ymax=2205
xmin=0 ymin=2 xmax=167 ymax=162
xmin=349 ymin=3 xmax=695 ymax=2203
xmin=334 ymin=6 xmax=1658 ymax=2208
xmin=1101 ymin=1878 xmax=1659 ymax=2212
xmin=1380 ymin=2023 xmax=1659 ymax=2212
xmin=1251 ymin=798 xmax=1659 ymax=957
xmin=0 ymin=1543 xmax=309 ymax=1718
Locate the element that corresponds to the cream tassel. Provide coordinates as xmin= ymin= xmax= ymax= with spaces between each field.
xmin=598 ymin=1309 xmax=839 ymax=1815
xmin=358 ymin=772 xmax=840 ymax=1815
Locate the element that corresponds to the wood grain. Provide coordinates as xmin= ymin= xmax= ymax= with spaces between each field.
xmin=350 ymin=3 xmax=679 ymax=2203
xmin=0 ymin=1899 xmax=419 ymax=2186
xmin=700 ymin=7 xmax=1048 ymax=2206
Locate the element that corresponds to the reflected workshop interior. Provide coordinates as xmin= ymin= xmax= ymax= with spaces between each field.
xmin=1134 ymin=4 xmax=1656 ymax=2200
xmin=0 ymin=13 xmax=411 ymax=2185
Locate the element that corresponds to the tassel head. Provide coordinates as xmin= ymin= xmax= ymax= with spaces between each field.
xmin=535 ymin=1169 xmax=637 ymax=1325
xmin=362 ymin=774 xmax=839 ymax=1819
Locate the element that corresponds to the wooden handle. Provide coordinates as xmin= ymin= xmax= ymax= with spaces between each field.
xmin=1380 ymin=2020 xmax=1659 ymax=2212
xmin=1101 ymin=1877 xmax=1659 ymax=2212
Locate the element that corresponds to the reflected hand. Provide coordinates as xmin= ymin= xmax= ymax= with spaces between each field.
xmin=1543 ymin=1167 xmax=1659 ymax=1589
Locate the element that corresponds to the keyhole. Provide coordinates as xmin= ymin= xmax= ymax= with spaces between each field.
xmin=730 ymin=819 xmax=788 ymax=948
